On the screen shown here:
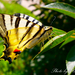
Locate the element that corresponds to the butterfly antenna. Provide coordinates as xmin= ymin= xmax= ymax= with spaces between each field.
xmin=50 ymin=16 xmax=56 ymax=26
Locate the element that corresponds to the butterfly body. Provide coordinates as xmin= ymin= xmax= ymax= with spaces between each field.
xmin=0 ymin=13 xmax=52 ymax=63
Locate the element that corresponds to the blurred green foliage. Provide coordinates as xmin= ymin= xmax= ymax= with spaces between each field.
xmin=0 ymin=0 xmax=39 ymax=19
xmin=0 ymin=0 xmax=75 ymax=75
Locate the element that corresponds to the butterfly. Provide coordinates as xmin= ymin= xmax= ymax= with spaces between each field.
xmin=0 ymin=13 xmax=52 ymax=64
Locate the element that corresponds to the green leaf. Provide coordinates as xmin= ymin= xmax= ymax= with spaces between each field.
xmin=34 ymin=30 xmax=75 ymax=58
xmin=33 ymin=28 xmax=66 ymax=59
xmin=39 ymin=28 xmax=67 ymax=54
xmin=42 ymin=2 xmax=75 ymax=18
xmin=66 ymin=45 xmax=75 ymax=75
xmin=40 ymin=34 xmax=66 ymax=54
xmin=60 ymin=30 xmax=75 ymax=48
xmin=52 ymin=27 xmax=66 ymax=36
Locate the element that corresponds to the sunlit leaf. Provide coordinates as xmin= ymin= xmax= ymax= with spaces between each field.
xmin=33 ymin=27 xmax=67 ymax=59
xmin=60 ymin=30 xmax=75 ymax=48
xmin=40 ymin=34 xmax=66 ymax=54
xmin=66 ymin=45 xmax=75 ymax=75
xmin=42 ymin=2 xmax=75 ymax=18
xmin=52 ymin=27 xmax=66 ymax=36
xmin=33 ymin=34 xmax=66 ymax=60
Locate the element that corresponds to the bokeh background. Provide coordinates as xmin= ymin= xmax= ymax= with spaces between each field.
xmin=0 ymin=0 xmax=75 ymax=75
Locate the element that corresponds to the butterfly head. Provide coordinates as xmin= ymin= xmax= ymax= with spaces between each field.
xmin=0 ymin=44 xmax=21 ymax=64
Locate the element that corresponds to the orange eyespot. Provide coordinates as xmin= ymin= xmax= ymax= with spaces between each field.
xmin=13 ymin=49 xmax=21 ymax=54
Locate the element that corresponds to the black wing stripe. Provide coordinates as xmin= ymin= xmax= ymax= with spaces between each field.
xmin=26 ymin=16 xmax=29 ymax=20
xmin=2 ymin=14 xmax=7 ymax=31
xmin=26 ymin=20 xmax=30 ymax=27
xmin=15 ymin=17 xmax=21 ymax=28
xmin=24 ymin=30 xmax=45 ymax=47
xmin=23 ymin=14 xmax=25 ymax=18
xmin=6 ymin=31 xmax=9 ymax=42
xmin=38 ymin=31 xmax=46 ymax=39
xmin=2 ymin=14 xmax=5 ymax=26
xmin=22 ymin=26 xmax=52 ymax=47
xmin=19 ymin=23 xmax=36 ymax=44
xmin=32 ymin=19 xmax=35 ymax=22
xmin=14 ymin=13 xmax=20 ymax=17
xmin=22 ymin=25 xmax=44 ymax=47
xmin=38 ymin=27 xmax=52 ymax=39
xmin=4 ymin=37 xmax=9 ymax=45
xmin=14 ymin=13 xmax=25 ymax=19
xmin=36 ymin=21 xmax=39 ymax=24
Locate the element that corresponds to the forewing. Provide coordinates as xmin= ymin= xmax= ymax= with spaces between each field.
xmin=13 ymin=13 xmax=43 ymax=26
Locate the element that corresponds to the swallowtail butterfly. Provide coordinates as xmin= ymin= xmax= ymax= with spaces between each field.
xmin=0 ymin=13 xmax=52 ymax=64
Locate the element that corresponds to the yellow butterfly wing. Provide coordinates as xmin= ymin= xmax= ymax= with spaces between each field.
xmin=0 ymin=14 xmax=52 ymax=63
